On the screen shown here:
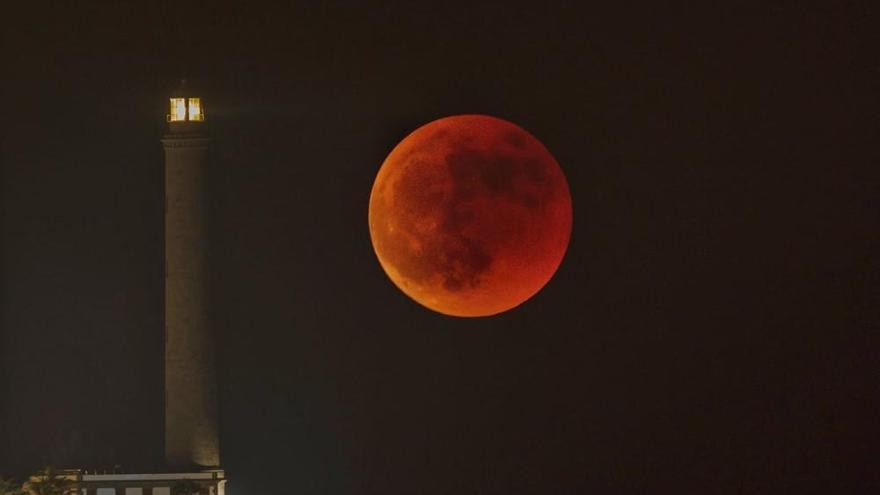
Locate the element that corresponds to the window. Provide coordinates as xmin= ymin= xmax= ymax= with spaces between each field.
xmin=188 ymin=98 xmax=204 ymax=121
xmin=169 ymin=98 xmax=186 ymax=121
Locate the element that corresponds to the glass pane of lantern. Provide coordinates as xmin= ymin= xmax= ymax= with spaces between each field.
xmin=188 ymin=98 xmax=203 ymax=121
xmin=169 ymin=98 xmax=186 ymax=121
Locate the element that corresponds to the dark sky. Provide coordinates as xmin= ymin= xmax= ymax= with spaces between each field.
xmin=3 ymin=1 xmax=879 ymax=493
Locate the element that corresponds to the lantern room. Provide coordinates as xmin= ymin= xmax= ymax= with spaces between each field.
xmin=166 ymin=80 xmax=205 ymax=122
xmin=167 ymin=97 xmax=204 ymax=122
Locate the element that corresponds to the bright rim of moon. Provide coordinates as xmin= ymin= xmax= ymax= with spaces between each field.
xmin=369 ymin=114 xmax=573 ymax=317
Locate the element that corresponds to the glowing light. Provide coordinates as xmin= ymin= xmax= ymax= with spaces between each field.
xmin=188 ymin=98 xmax=204 ymax=121
xmin=169 ymin=98 xmax=186 ymax=121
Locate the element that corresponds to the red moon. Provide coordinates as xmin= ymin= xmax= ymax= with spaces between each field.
xmin=369 ymin=115 xmax=572 ymax=317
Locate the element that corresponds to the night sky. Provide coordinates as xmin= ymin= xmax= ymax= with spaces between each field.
xmin=3 ymin=2 xmax=879 ymax=493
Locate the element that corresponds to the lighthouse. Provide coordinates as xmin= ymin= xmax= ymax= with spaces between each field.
xmin=51 ymin=82 xmax=226 ymax=495
xmin=161 ymin=81 xmax=220 ymax=469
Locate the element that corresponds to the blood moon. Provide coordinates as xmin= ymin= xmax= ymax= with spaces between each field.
xmin=368 ymin=115 xmax=572 ymax=317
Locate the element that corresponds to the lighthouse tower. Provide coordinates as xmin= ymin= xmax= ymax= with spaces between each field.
xmin=53 ymin=82 xmax=226 ymax=495
xmin=161 ymin=81 xmax=220 ymax=469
